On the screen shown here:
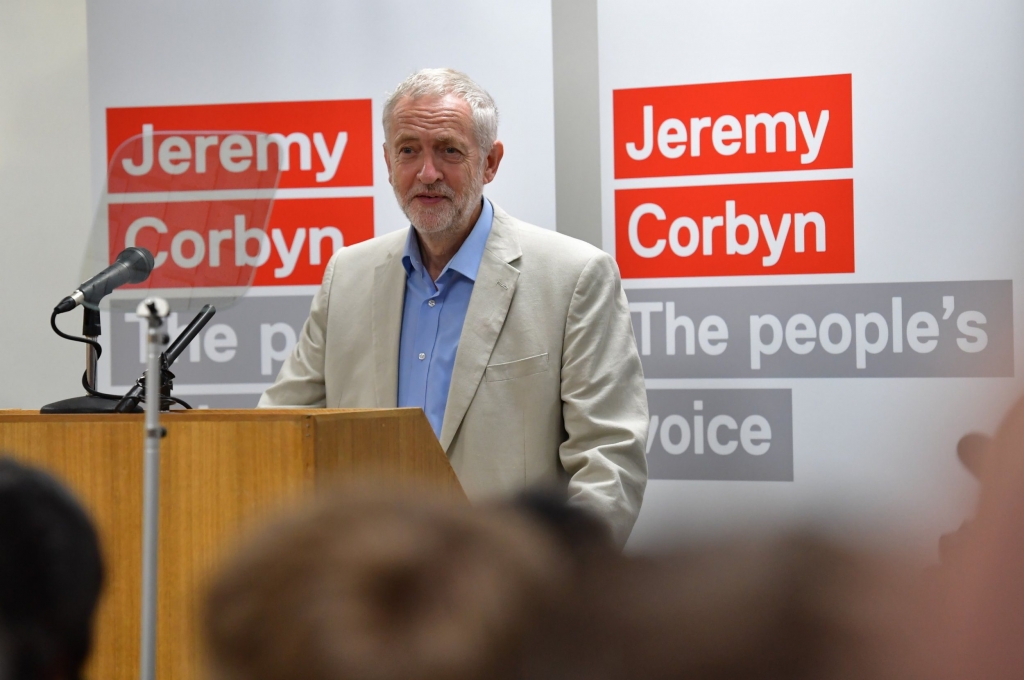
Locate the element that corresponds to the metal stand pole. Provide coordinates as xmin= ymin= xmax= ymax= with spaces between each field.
xmin=85 ymin=342 xmax=99 ymax=391
xmin=84 ymin=305 xmax=101 ymax=391
xmin=138 ymin=297 xmax=169 ymax=680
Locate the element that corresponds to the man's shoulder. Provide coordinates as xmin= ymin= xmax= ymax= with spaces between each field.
xmin=493 ymin=205 xmax=610 ymax=273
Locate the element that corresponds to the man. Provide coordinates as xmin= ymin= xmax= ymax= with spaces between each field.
xmin=260 ymin=68 xmax=648 ymax=545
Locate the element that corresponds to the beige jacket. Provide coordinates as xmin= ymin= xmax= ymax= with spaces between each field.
xmin=259 ymin=204 xmax=648 ymax=545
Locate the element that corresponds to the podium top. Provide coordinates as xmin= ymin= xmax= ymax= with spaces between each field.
xmin=0 ymin=408 xmax=420 ymax=423
xmin=0 ymin=407 xmax=460 ymax=498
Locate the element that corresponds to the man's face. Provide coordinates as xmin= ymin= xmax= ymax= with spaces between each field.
xmin=384 ymin=93 xmax=501 ymax=237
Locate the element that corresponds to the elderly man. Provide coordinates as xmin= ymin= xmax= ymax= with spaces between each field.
xmin=260 ymin=68 xmax=648 ymax=545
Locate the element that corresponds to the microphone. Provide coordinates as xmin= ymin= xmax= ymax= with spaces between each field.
xmin=55 ymin=247 xmax=155 ymax=313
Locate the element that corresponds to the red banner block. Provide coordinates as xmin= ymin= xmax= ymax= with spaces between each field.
xmin=109 ymin=197 xmax=373 ymax=289
xmin=106 ymin=99 xmax=373 ymax=192
xmin=252 ymin=197 xmax=373 ymax=286
xmin=613 ymin=75 xmax=852 ymax=179
xmin=614 ymin=180 xmax=854 ymax=279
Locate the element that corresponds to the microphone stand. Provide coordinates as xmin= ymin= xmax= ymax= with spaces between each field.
xmin=43 ymin=246 xmax=156 ymax=414
xmin=136 ymin=297 xmax=169 ymax=680
xmin=84 ymin=306 xmax=101 ymax=393
xmin=41 ymin=305 xmax=125 ymax=414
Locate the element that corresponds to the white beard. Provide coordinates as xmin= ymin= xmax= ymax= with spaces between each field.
xmin=396 ymin=170 xmax=484 ymax=238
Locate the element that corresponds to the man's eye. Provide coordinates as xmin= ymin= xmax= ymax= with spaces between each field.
xmin=444 ymin=147 xmax=460 ymax=155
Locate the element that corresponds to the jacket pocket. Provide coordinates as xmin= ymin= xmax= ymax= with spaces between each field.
xmin=483 ymin=353 xmax=549 ymax=382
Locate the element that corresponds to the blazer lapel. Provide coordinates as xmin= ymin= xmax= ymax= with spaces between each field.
xmin=439 ymin=207 xmax=522 ymax=450
xmin=372 ymin=247 xmax=406 ymax=408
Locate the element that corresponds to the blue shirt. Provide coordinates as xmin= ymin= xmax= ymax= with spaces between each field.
xmin=397 ymin=198 xmax=493 ymax=438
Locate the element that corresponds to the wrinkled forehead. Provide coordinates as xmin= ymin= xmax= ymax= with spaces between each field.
xmin=386 ymin=93 xmax=476 ymax=145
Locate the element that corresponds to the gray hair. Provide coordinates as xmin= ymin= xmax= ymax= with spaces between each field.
xmin=382 ymin=68 xmax=499 ymax=152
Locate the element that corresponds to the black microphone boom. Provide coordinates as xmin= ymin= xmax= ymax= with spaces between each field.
xmin=164 ymin=304 xmax=216 ymax=365
xmin=55 ymin=247 xmax=155 ymax=313
xmin=113 ymin=304 xmax=217 ymax=413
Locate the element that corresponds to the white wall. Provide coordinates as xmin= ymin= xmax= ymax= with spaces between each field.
xmin=0 ymin=0 xmax=93 ymax=408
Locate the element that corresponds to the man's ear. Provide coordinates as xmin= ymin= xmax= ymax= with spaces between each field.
xmin=382 ymin=142 xmax=393 ymax=185
xmin=482 ymin=140 xmax=504 ymax=184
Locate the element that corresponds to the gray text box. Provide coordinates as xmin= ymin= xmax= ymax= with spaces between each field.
xmin=647 ymin=388 xmax=793 ymax=481
xmin=628 ymin=280 xmax=1013 ymax=378
xmin=108 ymin=294 xmax=313 ymax=387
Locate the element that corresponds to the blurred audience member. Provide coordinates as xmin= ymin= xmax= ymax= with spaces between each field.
xmin=506 ymin=487 xmax=616 ymax=565
xmin=937 ymin=432 xmax=989 ymax=565
xmin=206 ymin=484 xmax=934 ymax=680
xmin=927 ymin=395 xmax=1024 ymax=680
xmin=205 ymin=490 xmax=570 ymax=680
xmin=0 ymin=457 xmax=103 ymax=680
xmin=524 ymin=533 xmax=924 ymax=680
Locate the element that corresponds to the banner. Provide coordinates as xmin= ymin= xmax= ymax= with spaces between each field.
xmin=598 ymin=0 xmax=1024 ymax=546
xmin=83 ymin=0 xmax=1024 ymax=549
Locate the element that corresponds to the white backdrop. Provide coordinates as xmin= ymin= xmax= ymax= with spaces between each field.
xmin=86 ymin=0 xmax=556 ymax=233
xmin=75 ymin=0 xmax=1024 ymax=553
xmin=599 ymin=0 xmax=1024 ymax=550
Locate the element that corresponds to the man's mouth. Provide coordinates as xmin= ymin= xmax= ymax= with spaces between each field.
xmin=413 ymin=193 xmax=449 ymax=205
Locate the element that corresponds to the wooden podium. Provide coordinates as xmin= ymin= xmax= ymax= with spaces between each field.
xmin=0 ymin=408 xmax=463 ymax=680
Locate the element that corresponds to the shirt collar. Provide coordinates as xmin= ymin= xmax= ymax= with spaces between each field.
xmin=402 ymin=197 xmax=494 ymax=283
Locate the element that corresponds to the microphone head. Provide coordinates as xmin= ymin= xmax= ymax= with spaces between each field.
xmin=75 ymin=246 xmax=157 ymax=307
xmin=115 ymin=247 xmax=156 ymax=284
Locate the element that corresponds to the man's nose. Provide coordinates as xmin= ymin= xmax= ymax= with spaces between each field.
xmin=417 ymin=154 xmax=442 ymax=184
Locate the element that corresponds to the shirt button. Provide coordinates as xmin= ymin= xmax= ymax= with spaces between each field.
xmin=418 ymin=352 xmax=426 ymax=360
xmin=428 ymin=299 xmax=436 ymax=307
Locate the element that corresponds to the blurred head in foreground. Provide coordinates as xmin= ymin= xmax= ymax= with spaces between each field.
xmin=205 ymin=485 xmax=930 ymax=680
xmin=505 ymin=487 xmax=616 ymax=564
xmin=0 ymin=457 xmax=103 ymax=680
xmin=526 ymin=534 xmax=924 ymax=680
xmin=205 ymin=490 xmax=569 ymax=680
